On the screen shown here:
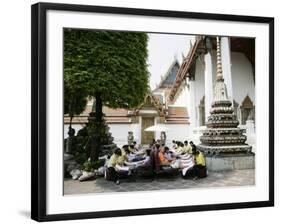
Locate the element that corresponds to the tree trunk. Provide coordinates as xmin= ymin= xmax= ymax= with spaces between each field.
xmin=95 ymin=92 xmax=102 ymax=123
xmin=90 ymin=92 xmax=102 ymax=161
xmin=69 ymin=115 xmax=73 ymax=128
xmin=66 ymin=115 xmax=74 ymax=154
xmin=68 ymin=102 xmax=73 ymax=128
xmin=91 ymin=97 xmax=96 ymax=112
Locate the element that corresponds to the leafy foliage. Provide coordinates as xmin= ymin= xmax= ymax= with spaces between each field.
xmin=64 ymin=73 xmax=89 ymax=116
xmin=64 ymin=29 xmax=149 ymax=110
xmin=64 ymin=29 xmax=149 ymax=161
xmin=83 ymin=160 xmax=105 ymax=172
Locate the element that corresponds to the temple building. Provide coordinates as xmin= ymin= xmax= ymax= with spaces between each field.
xmin=64 ymin=35 xmax=255 ymax=148
xmin=167 ymin=36 xmax=255 ymax=148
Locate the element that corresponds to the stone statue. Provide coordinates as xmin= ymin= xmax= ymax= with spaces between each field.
xmin=66 ymin=126 xmax=75 ymax=153
xmin=127 ymin=131 xmax=134 ymax=145
xmin=160 ymin=131 xmax=166 ymax=145
xmin=68 ymin=126 xmax=75 ymax=137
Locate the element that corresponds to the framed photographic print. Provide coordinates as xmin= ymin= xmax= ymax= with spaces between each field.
xmin=31 ymin=2 xmax=274 ymax=222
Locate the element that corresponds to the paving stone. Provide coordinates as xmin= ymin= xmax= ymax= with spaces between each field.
xmin=64 ymin=169 xmax=255 ymax=195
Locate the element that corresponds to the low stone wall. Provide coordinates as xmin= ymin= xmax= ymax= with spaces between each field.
xmin=205 ymin=154 xmax=255 ymax=171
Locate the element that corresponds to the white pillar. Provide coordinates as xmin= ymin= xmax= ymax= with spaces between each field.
xmin=188 ymin=78 xmax=196 ymax=131
xmin=246 ymin=120 xmax=255 ymax=135
xmin=221 ymin=37 xmax=233 ymax=104
xmin=204 ymin=52 xmax=213 ymax=122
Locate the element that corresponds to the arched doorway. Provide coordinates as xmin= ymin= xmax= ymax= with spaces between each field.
xmin=135 ymin=95 xmax=164 ymax=145
xmin=240 ymin=95 xmax=254 ymax=125
xmin=141 ymin=117 xmax=155 ymax=145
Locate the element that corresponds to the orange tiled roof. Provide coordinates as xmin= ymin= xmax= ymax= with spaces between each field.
xmin=167 ymin=106 xmax=188 ymax=116
xmin=165 ymin=106 xmax=189 ymax=124
xmin=64 ymin=104 xmax=189 ymax=125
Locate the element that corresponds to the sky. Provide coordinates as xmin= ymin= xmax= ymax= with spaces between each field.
xmin=147 ymin=33 xmax=194 ymax=90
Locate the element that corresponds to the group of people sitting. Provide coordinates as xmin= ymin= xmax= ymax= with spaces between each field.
xmin=105 ymin=142 xmax=150 ymax=184
xmin=105 ymin=140 xmax=207 ymax=185
xmin=170 ymin=140 xmax=207 ymax=179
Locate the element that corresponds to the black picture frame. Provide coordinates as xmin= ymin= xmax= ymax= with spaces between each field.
xmin=31 ymin=2 xmax=274 ymax=222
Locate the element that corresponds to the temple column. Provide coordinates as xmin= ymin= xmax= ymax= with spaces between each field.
xmin=204 ymin=52 xmax=213 ymax=123
xmin=221 ymin=37 xmax=233 ymax=103
xmin=188 ymin=77 xmax=196 ymax=131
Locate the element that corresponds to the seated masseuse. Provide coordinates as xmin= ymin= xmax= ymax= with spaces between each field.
xmin=106 ymin=148 xmax=125 ymax=184
xmin=158 ymin=147 xmax=176 ymax=166
xmin=109 ymin=147 xmax=131 ymax=173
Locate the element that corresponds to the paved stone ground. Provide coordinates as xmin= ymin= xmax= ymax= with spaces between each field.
xmin=64 ymin=169 xmax=254 ymax=195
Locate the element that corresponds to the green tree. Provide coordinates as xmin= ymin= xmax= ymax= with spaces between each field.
xmin=64 ymin=29 xmax=149 ymax=161
xmin=64 ymin=71 xmax=89 ymax=127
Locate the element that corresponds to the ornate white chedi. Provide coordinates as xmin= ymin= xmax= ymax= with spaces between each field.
xmin=197 ymin=37 xmax=253 ymax=156
xmin=213 ymin=37 xmax=229 ymax=102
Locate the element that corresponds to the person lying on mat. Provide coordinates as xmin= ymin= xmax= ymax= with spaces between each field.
xmin=124 ymin=148 xmax=145 ymax=162
xmin=133 ymin=141 xmax=141 ymax=151
xmin=124 ymin=148 xmax=136 ymax=162
xmin=125 ymin=149 xmax=151 ymax=168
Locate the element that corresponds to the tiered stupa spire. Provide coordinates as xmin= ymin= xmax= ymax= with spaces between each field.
xmin=216 ymin=37 xmax=223 ymax=81
xmin=197 ymin=36 xmax=252 ymax=155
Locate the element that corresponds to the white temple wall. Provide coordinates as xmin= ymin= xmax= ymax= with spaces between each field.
xmin=172 ymin=57 xmax=206 ymax=126
xmin=194 ymin=57 xmax=205 ymax=127
xmin=231 ymin=52 xmax=255 ymax=105
xmin=210 ymin=50 xmax=255 ymax=106
xmin=173 ymin=83 xmax=188 ymax=106
xmin=109 ymin=122 xmax=192 ymax=148
xmin=64 ymin=122 xmax=141 ymax=148
xmin=131 ymin=122 xmax=141 ymax=145
xmin=211 ymin=51 xmax=255 ymax=105
xmin=107 ymin=123 xmax=132 ymax=148
xmin=165 ymin=124 xmax=191 ymax=148
xmin=63 ymin=122 xmax=193 ymax=151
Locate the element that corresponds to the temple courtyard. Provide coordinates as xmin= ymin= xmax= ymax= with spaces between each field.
xmin=64 ymin=169 xmax=254 ymax=195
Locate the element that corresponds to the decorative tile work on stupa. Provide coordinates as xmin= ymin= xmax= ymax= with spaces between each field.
xmin=198 ymin=37 xmax=252 ymax=155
